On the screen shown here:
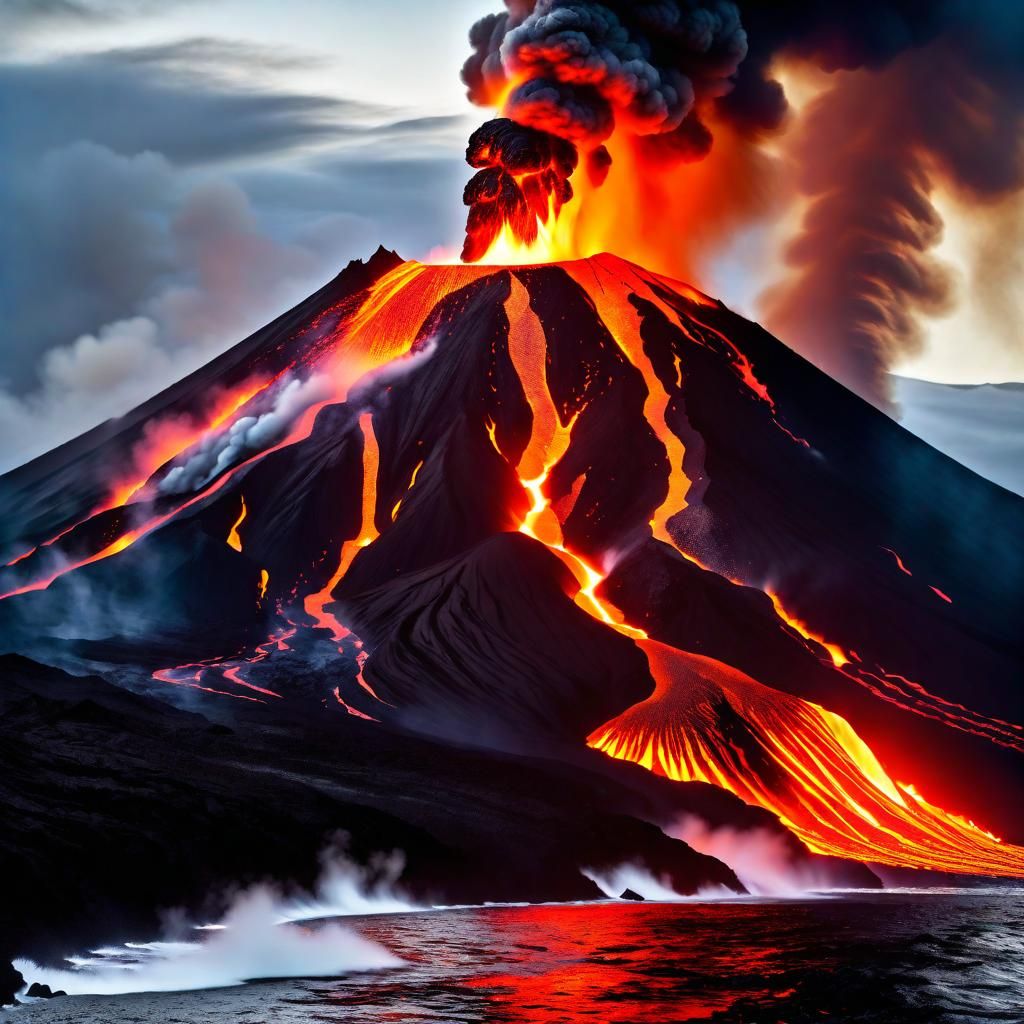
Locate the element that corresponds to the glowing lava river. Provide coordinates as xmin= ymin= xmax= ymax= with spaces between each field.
xmin=1 ymin=248 xmax=1023 ymax=995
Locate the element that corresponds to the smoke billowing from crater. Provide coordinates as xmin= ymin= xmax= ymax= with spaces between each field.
xmin=461 ymin=118 xmax=578 ymax=261
xmin=460 ymin=1 xmax=749 ymax=260
xmin=458 ymin=0 xmax=1024 ymax=407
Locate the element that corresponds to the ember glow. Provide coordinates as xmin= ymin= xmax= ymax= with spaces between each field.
xmin=304 ymin=411 xmax=381 ymax=641
xmin=588 ymin=641 xmax=1024 ymax=877
xmin=5 ymin=255 xmax=1021 ymax=883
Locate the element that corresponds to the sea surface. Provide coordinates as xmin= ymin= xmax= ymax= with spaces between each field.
xmin=9 ymin=891 xmax=1024 ymax=1024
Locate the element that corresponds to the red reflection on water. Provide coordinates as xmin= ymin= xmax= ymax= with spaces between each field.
xmin=457 ymin=903 xmax=778 ymax=1023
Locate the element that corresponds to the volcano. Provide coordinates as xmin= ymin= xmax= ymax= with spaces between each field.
xmin=1 ymin=248 xmax=1022 ymax=984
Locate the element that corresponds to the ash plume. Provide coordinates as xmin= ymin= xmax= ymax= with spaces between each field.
xmin=731 ymin=2 xmax=1024 ymax=409
xmin=459 ymin=0 xmax=1024 ymax=407
xmin=460 ymin=0 xmax=749 ymax=258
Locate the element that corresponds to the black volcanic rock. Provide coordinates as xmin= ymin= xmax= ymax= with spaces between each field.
xmin=0 ymin=961 xmax=23 ymax=1006
xmin=341 ymin=532 xmax=653 ymax=748
xmin=0 ymin=249 xmax=1017 ymax=966
xmin=620 ymin=888 xmax=645 ymax=901
xmin=26 ymin=982 xmax=63 ymax=999
xmin=0 ymin=653 xmax=749 ymax=970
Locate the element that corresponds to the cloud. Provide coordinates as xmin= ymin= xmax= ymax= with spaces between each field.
xmin=0 ymin=0 xmax=173 ymax=28
xmin=0 ymin=46 xmax=366 ymax=166
xmin=0 ymin=31 xmax=469 ymax=473
xmin=0 ymin=146 xmax=337 ymax=472
xmin=0 ymin=0 xmax=198 ymax=51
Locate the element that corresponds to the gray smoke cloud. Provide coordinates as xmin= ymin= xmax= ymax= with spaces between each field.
xmin=0 ymin=33 xmax=469 ymax=473
xmin=460 ymin=0 xmax=1024 ymax=405
xmin=738 ymin=2 xmax=1024 ymax=410
xmin=464 ymin=1 xmax=747 ymax=142
xmin=158 ymin=374 xmax=331 ymax=496
xmin=459 ymin=1 xmax=749 ymax=259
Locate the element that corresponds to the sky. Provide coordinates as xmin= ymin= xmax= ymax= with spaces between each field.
xmin=1 ymin=0 xmax=1022 ymax=473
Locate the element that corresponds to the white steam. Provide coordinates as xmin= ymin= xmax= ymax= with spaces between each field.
xmin=279 ymin=850 xmax=422 ymax=923
xmin=581 ymin=864 xmax=735 ymax=902
xmin=158 ymin=373 xmax=330 ymax=495
xmin=13 ymin=887 xmax=400 ymax=997
xmin=13 ymin=848 xmax=415 ymax=998
xmin=672 ymin=815 xmax=832 ymax=896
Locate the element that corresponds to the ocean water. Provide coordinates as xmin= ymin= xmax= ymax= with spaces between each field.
xmin=10 ymin=891 xmax=1024 ymax=1023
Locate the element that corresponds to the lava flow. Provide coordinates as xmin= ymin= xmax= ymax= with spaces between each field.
xmin=496 ymin=277 xmax=644 ymax=638
xmin=4 ymin=251 xmax=1021 ymax=883
xmin=588 ymin=641 xmax=1024 ymax=877
xmin=304 ymin=411 xmax=381 ymax=642
xmin=489 ymin=265 xmax=1023 ymax=876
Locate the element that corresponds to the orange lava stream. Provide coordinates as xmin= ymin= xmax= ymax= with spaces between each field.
xmin=765 ymin=589 xmax=1023 ymax=752
xmin=881 ymin=545 xmax=956 ymax=606
xmin=391 ymin=460 xmax=424 ymax=522
xmin=500 ymin=278 xmax=645 ymax=639
xmin=333 ymin=685 xmax=379 ymax=721
xmin=766 ymin=590 xmax=850 ymax=668
xmin=3 ymin=381 xmax=269 ymax=569
xmin=530 ymin=258 xmax=1015 ymax=758
xmin=152 ymin=624 xmax=297 ymax=702
xmin=0 ymin=262 xmax=444 ymax=603
xmin=226 ymin=496 xmax=247 ymax=552
xmin=303 ymin=411 xmax=381 ymax=641
xmin=563 ymin=259 xmax=692 ymax=543
xmin=495 ymin=266 xmax=1021 ymax=876
xmin=342 ymin=261 xmax=496 ymax=364
xmin=220 ymin=665 xmax=282 ymax=699
xmin=0 ymin=412 xmax=325 ymax=603
xmin=881 ymin=546 xmax=913 ymax=576
xmin=151 ymin=665 xmax=264 ymax=704
xmin=589 ymin=640 xmax=1024 ymax=877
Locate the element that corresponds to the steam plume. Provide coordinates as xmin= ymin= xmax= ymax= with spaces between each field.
xmin=582 ymin=864 xmax=734 ymax=901
xmin=672 ymin=815 xmax=832 ymax=896
xmin=13 ymin=845 xmax=411 ymax=998
xmin=158 ymin=374 xmax=329 ymax=495
xmin=740 ymin=4 xmax=1024 ymax=408
xmin=14 ymin=888 xmax=398 ymax=996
